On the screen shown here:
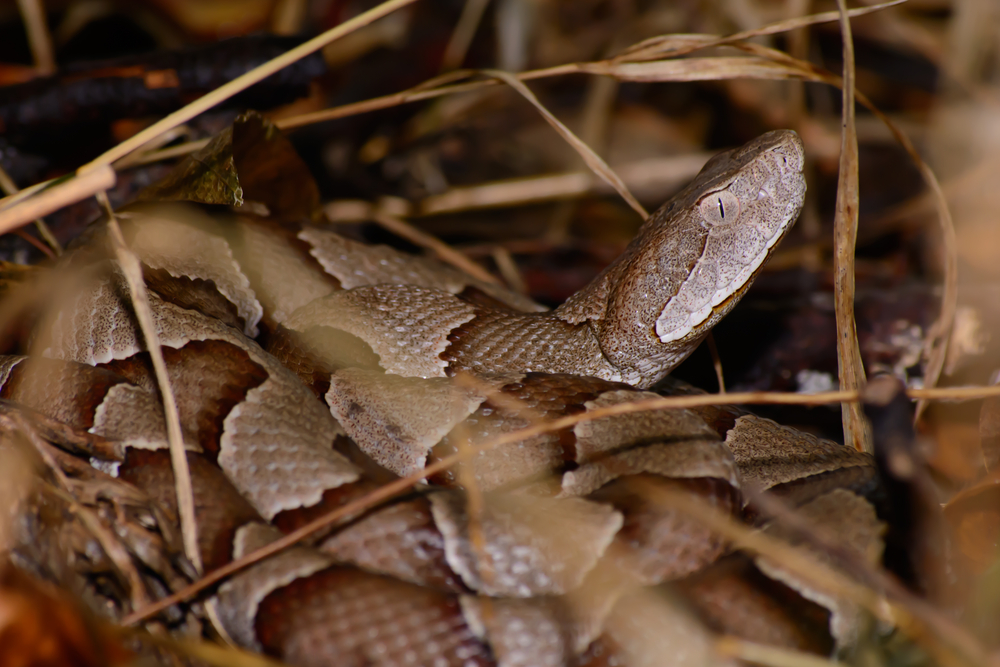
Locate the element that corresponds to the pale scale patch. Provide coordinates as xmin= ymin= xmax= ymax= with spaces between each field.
xmin=216 ymin=522 xmax=334 ymax=650
xmin=219 ymin=367 xmax=358 ymax=520
xmin=573 ymin=389 xmax=722 ymax=462
xmin=459 ymin=598 xmax=570 ymax=667
xmin=430 ymin=490 xmax=621 ymax=597
xmin=41 ymin=272 xmax=143 ymax=365
xmin=325 ymin=369 xmax=517 ymax=477
xmin=285 ymin=285 xmax=476 ymax=378
xmin=301 ymin=226 xmax=467 ymax=292
xmin=236 ymin=218 xmax=336 ymax=324
xmin=301 ymin=226 xmax=545 ymax=312
xmin=91 ymin=383 xmax=197 ymax=455
xmin=755 ymin=490 xmax=885 ymax=648
xmin=601 ymin=587 xmax=738 ymax=667
xmin=724 ymin=415 xmax=874 ymax=492
xmin=568 ymin=388 xmax=737 ymax=495
xmin=560 ymin=440 xmax=738 ymax=498
xmin=122 ymin=210 xmax=263 ymax=337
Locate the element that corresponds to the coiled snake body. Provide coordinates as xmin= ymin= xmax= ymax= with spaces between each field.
xmin=4 ymin=128 xmax=883 ymax=666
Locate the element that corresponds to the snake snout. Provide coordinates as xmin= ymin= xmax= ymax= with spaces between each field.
xmin=768 ymin=131 xmax=806 ymax=175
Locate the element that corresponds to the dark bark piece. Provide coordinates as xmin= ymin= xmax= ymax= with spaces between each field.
xmin=0 ymin=36 xmax=325 ymax=145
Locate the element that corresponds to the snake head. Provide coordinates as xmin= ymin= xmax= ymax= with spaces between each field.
xmin=569 ymin=130 xmax=806 ymax=387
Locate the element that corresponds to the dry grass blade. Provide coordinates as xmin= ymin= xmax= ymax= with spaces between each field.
xmin=12 ymin=229 xmax=55 ymax=259
xmin=441 ymin=0 xmax=491 ymax=72
xmin=583 ymin=57 xmax=812 ymax=82
xmin=490 ymin=246 xmax=527 ymax=293
xmin=831 ymin=1 xmax=872 ymax=454
xmin=276 ymin=68 xmax=497 ymax=130
xmin=414 ymin=153 xmax=709 ymax=215
xmin=705 ymin=331 xmax=726 ymax=393
xmin=16 ymin=0 xmax=55 ymax=75
xmin=0 ymin=167 xmax=115 ymax=235
xmin=836 ymin=96 xmax=956 ymax=425
xmin=480 ymin=69 xmax=648 ymax=220
xmin=110 ymin=126 xmax=199 ymax=171
xmin=98 ymin=194 xmax=202 ymax=574
xmin=0 ymin=178 xmax=53 ymax=212
xmin=452 ymin=423 xmax=493 ymax=589
xmin=912 ymin=169 xmax=958 ymax=422
xmin=615 ymin=0 xmax=907 ymax=62
xmin=115 ymin=139 xmax=211 ymax=170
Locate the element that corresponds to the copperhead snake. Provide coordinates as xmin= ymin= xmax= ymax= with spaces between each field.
xmin=3 ymin=122 xmax=885 ymax=666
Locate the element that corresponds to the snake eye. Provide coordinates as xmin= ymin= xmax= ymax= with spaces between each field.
xmin=697 ymin=190 xmax=740 ymax=226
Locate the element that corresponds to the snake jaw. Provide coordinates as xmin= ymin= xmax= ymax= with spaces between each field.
xmin=654 ymin=132 xmax=805 ymax=347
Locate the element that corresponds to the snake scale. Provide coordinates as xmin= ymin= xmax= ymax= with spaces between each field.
xmin=3 ymin=124 xmax=884 ymax=666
